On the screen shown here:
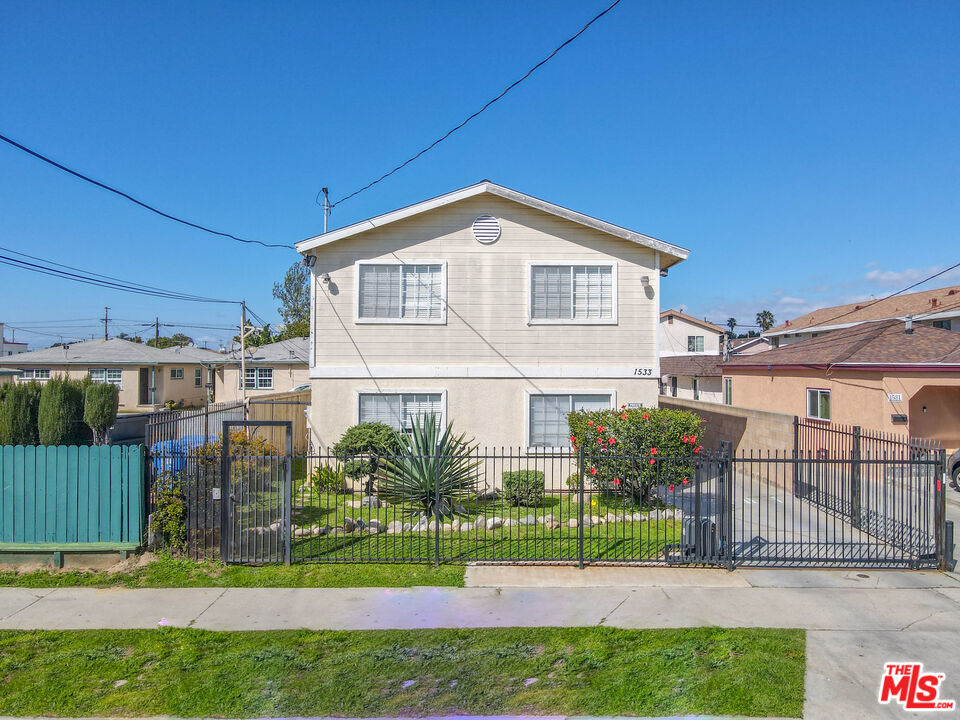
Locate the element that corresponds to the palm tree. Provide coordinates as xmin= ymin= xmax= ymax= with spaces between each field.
xmin=756 ymin=310 xmax=775 ymax=332
xmin=726 ymin=318 xmax=737 ymax=337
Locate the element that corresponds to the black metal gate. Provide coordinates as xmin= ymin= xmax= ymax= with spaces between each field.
xmin=220 ymin=421 xmax=293 ymax=565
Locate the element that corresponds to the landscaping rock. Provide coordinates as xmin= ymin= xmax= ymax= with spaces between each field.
xmin=360 ymin=496 xmax=381 ymax=509
xmin=568 ymin=518 xmax=578 ymax=528
xmin=474 ymin=515 xmax=486 ymax=529
xmin=367 ymin=520 xmax=384 ymax=533
xmin=547 ymin=520 xmax=561 ymax=531
xmin=503 ymin=518 xmax=514 ymax=528
xmin=387 ymin=520 xmax=404 ymax=534
xmin=486 ymin=516 xmax=504 ymax=530
xmin=606 ymin=512 xmax=619 ymax=523
xmin=343 ymin=518 xmax=355 ymax=533
xmin=581 ymin=516 xmax=593 ymax=528
xmin=451 ymin=518 xmax=462 ymax=532
xmin=402 ymin=522 xmax=413 ymax=532
xmin=293 ymin=527 xmax=312 ymax=538
xmin=413 ymin=517 xmax=431 ymax=532
xmin=541 ymin=514 xmax=555 ymax=525
xmin=520 ymin=514 xmax=537 ymax=526
xmin=590 ymin=515 xmax=604 ymax=525
xmin=632 ymin=512 xmax=645 ymax=522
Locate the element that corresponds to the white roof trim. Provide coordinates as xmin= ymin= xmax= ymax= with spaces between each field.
xmin=295 ymin=181 xmax=690 ymax=265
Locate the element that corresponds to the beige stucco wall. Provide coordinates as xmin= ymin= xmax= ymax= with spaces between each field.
xmin=723 ymin=368 xmax=960 ymax=451
xmin=12 ymin=363 xmax=205 ymax=411
xmin=216 ymin=364 xmax=310 ymax=404
xmin=660 ymin=396 xmax=796 ymax=455
xmin=308 ymin=377 xmax=660 ymax=451
xmin=659 ymin=315 xmax=723 ymax=357
xmin=309 ymin=194 xmax=662 ymax=371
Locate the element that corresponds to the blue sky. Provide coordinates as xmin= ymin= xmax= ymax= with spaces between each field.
xmin=1 ymin=0 xmax=958 ymax=348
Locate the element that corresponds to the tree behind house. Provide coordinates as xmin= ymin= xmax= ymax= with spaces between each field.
xmin=273 ymin=262 xmax=310 ymax=338
xmin=37 ymin=377 xmax=85 ymax=445
xmin=84 ymin=383 xmax=120 ymax=444
xmin=756 ymin=310 xmax=775 ymax=331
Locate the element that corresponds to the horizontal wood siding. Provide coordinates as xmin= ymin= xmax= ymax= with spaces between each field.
xmin=312 ymin=195 xmax=660 ymax=369
xmin=0 ymin=445 xmax=145 ymax=546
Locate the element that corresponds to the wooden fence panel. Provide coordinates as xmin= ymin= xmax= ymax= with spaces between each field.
xmin=0 ymin=445 xmax=145 ymax=546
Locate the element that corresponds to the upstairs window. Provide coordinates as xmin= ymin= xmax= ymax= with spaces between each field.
xmin=687 ymin=335 xmax=704 ymax=352
xmin=530 ymin=264 xmax=615 ymax=322
xmin=807 ymin=388 xmax=831 ymax=421
xmin=357 ymin=261 xmax=445 ymax=322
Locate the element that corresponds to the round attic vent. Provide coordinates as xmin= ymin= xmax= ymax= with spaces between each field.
xmin=472 ymin=215 xmax=501 ymax=244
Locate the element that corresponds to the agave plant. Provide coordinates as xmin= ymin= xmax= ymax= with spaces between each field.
xmin=375 ymin=414 xmax=482 ymax=518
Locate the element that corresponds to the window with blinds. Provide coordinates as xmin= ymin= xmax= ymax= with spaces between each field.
xmin=357 ymin=262 xmax=444 ymax=321
xmin=530 ymin=264 xmax=614 ymax=321
xmin=528 ymin=393 xmax=611 ymax=448
xmin=359 ymin=392 xmax=443 ymax=431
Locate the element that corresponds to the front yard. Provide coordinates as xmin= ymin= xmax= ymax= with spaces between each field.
xmin=0 ymin=626 xmax=805 ymax=717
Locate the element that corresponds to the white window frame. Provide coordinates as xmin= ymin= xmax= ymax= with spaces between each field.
xmin=807 ymin=388 xmax=831 ymax=421
xmin=687 ymin=335 xmax=704 ymax=352
xmin=194 ymin=367 xmax=203 ymax=387
xmin=723 ymin=378 xmax=733 ymax=405
xmin=169 ymin=368 xmax=184 ymax=380
xmin=524 ymin=390 xmax=615 ymax=451
xmin=354 ymin=389 xmax=447 ymax=431
xmin=526 ymin=261 xmax=618 ymax=325
xmin=90 ymin=368 xmax=123 ymax=389
xmin=21 ymin=368 xmax=52 ymax=380
xmin=354 ymin=259 xmax=448 ymax=325
xmin=244 ymin=367 xmax=274 ymax=390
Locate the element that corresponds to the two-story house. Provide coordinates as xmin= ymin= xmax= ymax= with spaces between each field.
xmin=295 ymin=181 xmax=689 ymax=450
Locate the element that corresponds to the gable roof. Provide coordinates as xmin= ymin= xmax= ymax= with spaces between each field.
xmin=0 ymin=338 xmax=214 ymax=366
xmin=661 ymin=354 xmax=723 ymax=378
xmin=659 ymin=309 xmax=724 ymax=334
xmin=764 ymin=284 xmax=960 ymax=337
xmin=296 ymin=181 xmax=690 ymax=267
xmin=723 ymin=320 xmax=960 ymax=370
xmin=227 ymin=337 xmax=308 ymax=364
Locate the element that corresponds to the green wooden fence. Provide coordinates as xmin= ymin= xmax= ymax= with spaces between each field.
xmin=0 ymin=445 xmax=145 ymax=546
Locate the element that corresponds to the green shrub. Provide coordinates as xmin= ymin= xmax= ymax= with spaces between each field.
xmin=38 ymin=377 xmax=85 ymax=445
xmin=152 ymin=472 xmax=186 ymax=551
xmin=83 ymin=383 xmax=119 ymax=444
xmin=0 ymin=382 xmax=41 ymax=445
xmin=503 ymin=470 xmax=546 ymax=506
xmin=311 ymin=463 xmax=347 ymax=494
xmin=333 ymin=422 xmax=401 ymax=492
xmin=565 ymin=472 xmax=582 ymax=491
xmin=568 ymin=406 xmax=704 ymax=505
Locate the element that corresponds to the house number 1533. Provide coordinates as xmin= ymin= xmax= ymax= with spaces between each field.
xmin=633 ymin=368 xmax=653 ymax=376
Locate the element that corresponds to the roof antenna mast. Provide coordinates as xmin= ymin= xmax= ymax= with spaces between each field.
xmin=321 ymin=187 xmax=330 ymax=234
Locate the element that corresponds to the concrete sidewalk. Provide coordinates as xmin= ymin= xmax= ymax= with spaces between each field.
xmin=2 ymin=569 xmax=959 ymax=719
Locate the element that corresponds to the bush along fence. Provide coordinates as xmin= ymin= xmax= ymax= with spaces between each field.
xmin=146 ymin=411 xmax=947 ymax=570
xmin=0 ymin=444 xmax=145 ymax=552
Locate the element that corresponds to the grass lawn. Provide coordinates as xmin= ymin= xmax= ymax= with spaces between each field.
xmin=0 ymin=553 xmax=464 ymax=589
xmin=0 ymin=626 xmax=805 ymax=718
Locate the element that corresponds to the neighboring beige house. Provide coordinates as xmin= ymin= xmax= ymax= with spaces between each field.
xmin=296 ymin=181 xmax=689 ymax=450
xmin=726 ymin=335 xmax=772 ymax=355
xmin=0 ymin=339 xmax=212 ymax=412
xmin=659 ymin=354 xmax=722 ymax=403
xmin=214 ymin=337 xmax=309 ymax=403
xmin=0 ymin=368 xmax=21 ymax=386
xmin=763 ymin=284 xmax=960 ymax=348
xmin=721 ymin=319 xmax=960 ymax=450
xmin=659 ymin=310 xmax=724 ymax=357
xmin=0 ymin=323 xmax=28 ymax=357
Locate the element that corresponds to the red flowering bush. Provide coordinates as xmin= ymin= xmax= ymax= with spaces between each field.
xmin=567 ymin=406 xmax=703 ymax=504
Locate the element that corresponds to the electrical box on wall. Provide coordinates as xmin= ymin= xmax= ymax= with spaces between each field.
xmin=891 ymin=414 xmax=908 ymax=424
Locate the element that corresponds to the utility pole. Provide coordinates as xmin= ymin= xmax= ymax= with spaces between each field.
xmin=321 ymin=187 xmax=331 ymax=233
xmin=102 ymin=307 xmax=110 ymax=340
xmin=239 ymin=301 xmax=252 ymax=405
xmin=155 ymin=317 xmax=160 ymax=346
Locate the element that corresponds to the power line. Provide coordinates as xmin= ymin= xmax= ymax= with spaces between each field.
xmin=0 ymin=132 xmax=293 ymax=250
xmin=325 ymin=0 xmax=624 ymax=209
xmin=0 ymin=246 xmax=240 ymax=304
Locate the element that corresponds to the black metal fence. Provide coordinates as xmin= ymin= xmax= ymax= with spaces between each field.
xmin=146 ymin=401 xmax=246 ymax=452
xmin=147 ymin=442 xmax=945 ymax=569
